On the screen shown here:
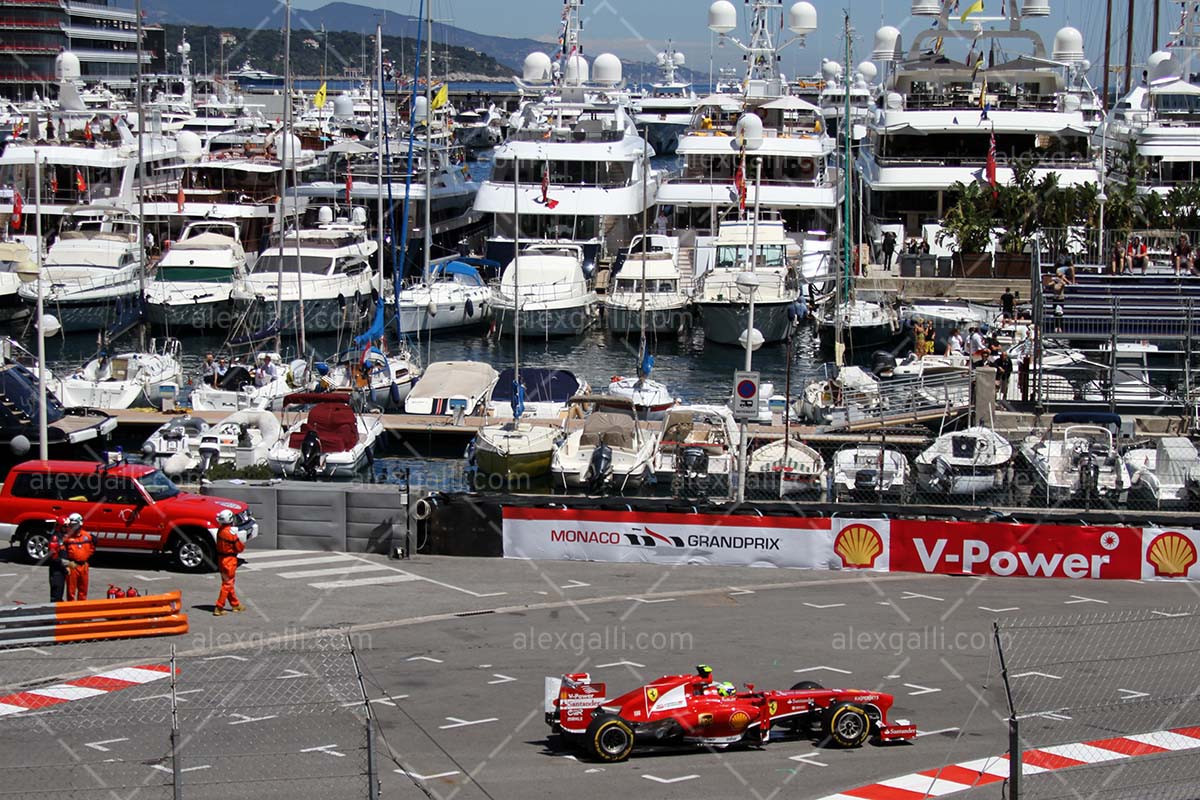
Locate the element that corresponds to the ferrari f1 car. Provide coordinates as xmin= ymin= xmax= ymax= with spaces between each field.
xmin=544 ymin=665 xmax=916 ymax=762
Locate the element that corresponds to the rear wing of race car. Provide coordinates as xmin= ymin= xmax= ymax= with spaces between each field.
xmin=544 ymin=673 xmax=606 ymax=734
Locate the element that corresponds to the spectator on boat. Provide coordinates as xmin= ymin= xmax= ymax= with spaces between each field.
xmin=202 ymin=353 xmax=220 ymax=386
xmin=988 ymin=341 xmax=1013 ymax=396
xmin=881 ymin=231 xmax=897 ymax=271
xmin=1127 ymin=235 xmax=1149 ymax=273
xmin=1000 ymin=287 xmax=1016 ymax=321
xmin=144 ymin=231 xmax=156 ymax=256
xmin=968 ymin=326 xmax=988 ymax=367
xmin=255 ymin=355 xmax=277 ymax=387
xmin=1054 ymin=251 xmax=1076 ymax=285
xmin=1174 ymin=234 xmax=1195 ymax=275
xmin=946 ymin=327 xmax=964 ymax=357
xmin=912 ymin=317 xmax=927 ymax=357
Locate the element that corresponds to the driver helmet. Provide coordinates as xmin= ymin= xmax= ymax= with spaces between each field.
xmin=716 ymin=681 xmax=736 ymax=698
xmin=216 ymin=509 xmax=235 ymax=526
xmin=66 ymin=513 xmax=83 ymax=531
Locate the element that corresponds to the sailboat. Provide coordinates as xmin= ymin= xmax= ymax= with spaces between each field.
xmin=473 ymin=154 xmax=561 ymax=479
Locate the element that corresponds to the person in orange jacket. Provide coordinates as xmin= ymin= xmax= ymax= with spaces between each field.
xmin=62 ymin=513 xmax=95 ymax=601
xmin=213 ymin=509 xmax=245 ymax=616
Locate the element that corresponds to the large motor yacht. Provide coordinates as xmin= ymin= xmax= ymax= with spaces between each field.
xmin=633 ymin=42 xmax=699 ymax=156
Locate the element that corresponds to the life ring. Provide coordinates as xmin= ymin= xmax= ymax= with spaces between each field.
xmin=610 ymin=375 xmax=623 ymax=383
xmin=800 ymin=157 xmax=815 ymax=173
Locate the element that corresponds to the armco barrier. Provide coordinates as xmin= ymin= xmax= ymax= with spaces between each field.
xmin=0 ymin=591 xmax=189 ymax=647
xmin=500 ymin=507 xmax=1200 ymax=582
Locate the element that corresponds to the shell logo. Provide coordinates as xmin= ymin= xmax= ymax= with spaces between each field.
xmin=646 ymin=687 xmax=659 ymax=704
xmin=835 ymin=524 xmax=884 ymax=569
xmin=1147 ymin=531 xmax=1198 ymax=578
xmin=729 ymin=710 xmax=751 ymax=731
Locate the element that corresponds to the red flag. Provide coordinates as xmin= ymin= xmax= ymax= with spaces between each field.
xmin=12 ymin=120 xmax=22 ymax=138
xmin=345 ymin=169 xmax=353 ymax=204
xmin=83 ymin=121 xmax=93 ymax=142
xmin=49 ymin=173 xmax=58 ymax=195
xmin=734 ymin=151 xmax=747 ymax=214
xmin=75 ymin=169 xmax=87 ymax=193
xmin=177 ymin=183 xmax=186 ymax=212
xmin=10 ymin=191 xmax=21 ymax=230
xmin=986 ymin=132 xmax=998 ymax=199
xmin=540 ymin=164 xmax=559 ymax=210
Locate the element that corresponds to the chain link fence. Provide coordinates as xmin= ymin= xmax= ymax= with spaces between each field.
xmin=0 ymin=635 xmax=378 ymax=799
xmin=994 ymin=609 xmax=1200 ymax=800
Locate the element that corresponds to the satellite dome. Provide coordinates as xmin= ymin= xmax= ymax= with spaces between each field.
xmin=523 ymin=51 xmax=553 ymax=83
xmin=1148 ymin=51 xmax=1181 ymax=82
xmin=708 ymin=0 xmax=737 ymax=34
xmin=1022 ymin=0 xmax=1051 ymax=16
xmin=735 ymin=112 xmax=763 ymax=149
xmin=55 ymin=52 xmax=81 ymax=81
xmin=272 ymin=133 xmax=303 ymax=166
xmin=1052 ymin=27 xmax=1085 ymax=63
xmin=787 ymin=2 xmax=817 ymax=35
xmin=656 ymin=52 xmax=667 ymax=66
xmin=673 ymin=51 xmax=686 ymax=67
xmin=911 ymin=0 xmax=942 ymax=15
xmin=564 ymin=54 xmax=589 ymax=84
xmin=332 ymin=94 xmax=355 ymax=119
xmin=176 ymin=130 xmax=202 ymax=162
xmin=40 ymin=314 xmax=61 ymax=338
xmin=593 ymin=53 xmax=622 ymax=85
xmin=872 ymin=27 xmax=902 ymax=63
xmin=351 ymin=207 xmax=367 ymax=225
xmin=178 ymin=40 xmax=191 ymax=55
xmin=821 ymin=60 xmax=843 ymax=82
xmin=317 ymin=206 xmax=334 ymax=224
xmin=885 ymin=92 xmax=904 ymax=110
xmin=857 ymin=61 xmax=878 ymax=82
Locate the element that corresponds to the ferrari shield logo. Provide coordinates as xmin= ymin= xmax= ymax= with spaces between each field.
xmin=646 ymin=687 xmax=658 ymax=704
xmin=768 ymin=700 xmax=778 ymax=716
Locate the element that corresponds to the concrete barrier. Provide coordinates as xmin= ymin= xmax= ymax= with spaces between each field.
xmin=202 ymin=480 xmax=410 ymax=555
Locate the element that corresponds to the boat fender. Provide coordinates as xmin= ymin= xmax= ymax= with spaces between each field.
xmin=337 ymin=293 xmax=346 ymax=309
xmin=390 ymin=382 xmax=401 ymax=406
xmin=465 ymin=297 xmax=475 ymax=318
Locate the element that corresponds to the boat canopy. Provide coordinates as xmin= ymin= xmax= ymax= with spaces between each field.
xmin=408 ymin=361 xmax=498 ymax=400
xmin=491 ymin=368 xmax=581 ymax=404
xmin=1052 ymin=411 xmax=1122 ymax=426
xmin=432 ymin=261 xmax=486 ymax=286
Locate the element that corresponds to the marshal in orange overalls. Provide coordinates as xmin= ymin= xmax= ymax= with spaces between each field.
xmin=62 ymin=528 xmax=95 ymax=602
xmin=214 ymin=525 xmax=245 ymax=615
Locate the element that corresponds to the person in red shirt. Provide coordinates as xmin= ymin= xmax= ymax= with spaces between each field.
xmin=62 ymin=513 xmax=95 ymax=601
xmin=1127 ymin=235 xmax=1149 ymax=273
xmin=213 ymin=510 xmax=245 ymax=616
xmin=47 ymin=519 xmax=67 ymax=602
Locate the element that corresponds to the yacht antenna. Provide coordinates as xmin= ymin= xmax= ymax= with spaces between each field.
xmin=559 ymin=0 xmax=585 ymax=87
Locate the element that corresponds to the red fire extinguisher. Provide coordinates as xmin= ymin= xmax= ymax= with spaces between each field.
xmin=125 ymin=587 xmax=139 ymax=598
xmin=106 ymin=585 xmax=125 ymax=599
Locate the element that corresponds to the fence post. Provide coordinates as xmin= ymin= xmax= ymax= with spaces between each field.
xmin=1187 ymin=301 xmax=1194 ymax=429
xmin=170 ymin=643 xmax=182 ymax=800
xmin=348 ymin=634 xmax=380 ymax=800
xmin=994 ymin=622 xmax=1019 ymax=800
xmin=1109 ymin=298 xmax=1120 ymax=414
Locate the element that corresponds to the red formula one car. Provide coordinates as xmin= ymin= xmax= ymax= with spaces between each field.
xmin=544 ymin=665 xmax=916 ymax=762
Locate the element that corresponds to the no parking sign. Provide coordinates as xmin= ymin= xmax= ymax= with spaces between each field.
xmin=732 ymin=370 xmax=759 ymax=421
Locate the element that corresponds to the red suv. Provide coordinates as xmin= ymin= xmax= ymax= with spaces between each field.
xmin=0 ymin=459 xmax=258 ymax=572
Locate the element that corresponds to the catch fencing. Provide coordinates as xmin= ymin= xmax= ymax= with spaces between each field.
xmin=994 ymin=609 xmax=1200 ymax=800
xmin=0 ymin=635 xmax=378 ymax=799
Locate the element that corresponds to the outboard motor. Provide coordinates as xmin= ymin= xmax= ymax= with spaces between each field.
xmin=300 ymin=430 xmax=323 ymax=479
xmin=871 ymin=350 xmax=897 ymax=377
xmin=198 ymin=438 xmax=220 ymax=473
xmin=1078 ymin=453 xmax=1099 ymax=500
xmin=680 ymin=446 xmax=710 ymax=479
xmin=585 ymin=442 xmax=613 ymax=491
xmin=930 ymin=456 xmax=952 ymax=493
xmin=854 ymin=468 xmax=880 ymax=492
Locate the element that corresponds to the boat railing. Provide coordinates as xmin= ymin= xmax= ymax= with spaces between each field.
xmin=491 ymin=279 xmax=592 ymax=306
xmin=901 ymin=91 xmax=1063 ymax=112
xmin=509 ymin=127 xmax=625 ymax=144
xmin=825 ymin=371 xmax=972 ymax=431
xmin=874 ymin=152 xmax=1090 ymax=168
xmin=37 ymin=267 xmax=140 ymax=295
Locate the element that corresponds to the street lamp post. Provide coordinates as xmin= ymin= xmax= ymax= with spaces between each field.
xmin=735 ymin=156 xmax=764 ymax=505
xmin=34 ymin=154 xmax=46 ymax=460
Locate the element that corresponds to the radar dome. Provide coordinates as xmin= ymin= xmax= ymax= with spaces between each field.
xmin=708 ymin=0 xmax=737 ymax=34
xmin=593 ymin=53 xmax=622 ymax=85
xmin=673 ymin=51 xmax=686 ymax=67
xmin=55 ymin=52 xmax=81 ymax=81
xmin=1148 ymin=51 xmax=1181 ymax=82
xmin=332 ymin=94 xmax=355 ymax=119
xmin=821 ymin=59 xmax=843 ymax=82
xmin=857 ymin=61 xmax=878 ymax=82
xmin=176 ymin=130 xmax=202 ymax=162
xmin=656 ymin=52 xmax=667 ymax=66
xmin=1022 ymin=0 xmax=1051 ymax=16
xmin=272 ymin=133 xmax=303 ymax=166
xmin=911 ymin=0 xmax=942 ymax=15
xmin=564 ymin=54 xmax=589 ymax=84
xmin=1052 ymin=27 xmax=1085 ymax=63
xmin=787 ymin=2 xmax=817 ymax=35
xmin=317 ymin=206 xmax=333 ymax=224
xmin=872 ymin=26 xmax=902 ymax=63
xmin=735 ymin=112 xmax=763 ymax=149
xmin=40 ymin=314 xmax=61 ymax=338
xmin=522 ymin=51 xmax=553 ymax=83
xmin=178 ymin=40 xmax=191 ymax=55
xmin=412 ymin=95 xmax=430 ymax=122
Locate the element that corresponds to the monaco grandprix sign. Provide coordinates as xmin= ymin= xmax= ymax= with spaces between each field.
xmin=502 ymin=507 xmax=844 ymax=569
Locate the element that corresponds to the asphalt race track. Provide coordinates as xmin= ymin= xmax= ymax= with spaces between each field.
xmin=1 ymin=547 xmax=1197 ymax=799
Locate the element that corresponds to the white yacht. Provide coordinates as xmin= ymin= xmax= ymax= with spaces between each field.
xmin=915 ymin=426 xmax=1014 ymax=496
xmin=144 ymin=409 xmax=283 ymax=476
xmin=816 ymin=59 xmax=877 ymax=142
xmin=485 ymin=368 xmax=587 ymax=420
xmin=231 ymin=209 xmax=378 ymax=335
xmin=831 ymin=443 xmax=910 ymax=501
xmin=1124 ymin=437 xmax=1200 ymax=509
xmin=491 ymin=244 xmax=598 ymax=337
xmin=17 ymin=207 xmax=145 ymax=333
xmin=145 ymin=221 xmax=247 ymax=329
xmin=453 ymin=105 xmax=505 ymax=150
xmin=650 ymin=404 xmax=739 ymax=496
xmin=603 ymin=235 xmax=691 ymax=336
xmin=392 ymin=260 xmax=492 ymax=334
xmin=268 ymin=395 xmax=383 ymax=479
xmin=1019 ymin=413 xmax=1133 ymax=504
xmin=55 ymin=339 xmax=183 ymax=410
xmin=746 ymin=437 xmax=827 ymax=498
xmin=815 ymin=298 xmax=900 ymax=355
xmin=0 ymin=241 xmax=32 ymax=323
xmin=633 ymin=43 xmax=698 ymax=156
xmin=315 ymin=344 xmax=422 ymax=410
xmin=859 ymin=4 xmax=1101 ymax=250
xmin=405 ymin=360 xmax=499 ymax=416
xmin=476 ymin=5 xmax=659 ymax=268
xmin=693 ymin=215 xmax=804 ymax=345
xmin=189 ymin=353 xmax=305 ymax=412
xmin=227 ymin=60 xmax=284 ymax=89
xmin=551 ymin=395 xmax=659 ymax=491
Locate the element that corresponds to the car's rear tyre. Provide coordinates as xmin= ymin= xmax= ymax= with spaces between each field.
xmin=823 ymin=703 xmax=871 ymax=748
xmin=585 ymin=713 xmax=635 ymax=762
xmin=791 ymin=681 xmax=823 ymax=691
xmin=19 ymin=526 xmax=51 ymax=564
xmin=171 ymin=530 xmax=215 ymax=573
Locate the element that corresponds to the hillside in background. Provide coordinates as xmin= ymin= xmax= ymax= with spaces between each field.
xmin=164 ymin=24 xmax=514 ymax=79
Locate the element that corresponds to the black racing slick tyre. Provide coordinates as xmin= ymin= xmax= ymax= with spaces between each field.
xmin=585 ymin=713 xmax=635 ymax=762
xmin=791 ymin=681 xmax=824 ymax=691
xmin=823 ymin=703 xmax=871 ymax=748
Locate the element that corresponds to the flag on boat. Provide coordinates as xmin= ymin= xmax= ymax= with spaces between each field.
xmin=345 ymin=168 xmax=353 ymax=204
xmin=960 ymin=0 xmax=983 ymax=23
xmin=733 ymin=151 xmax=747 ymax=214
xmin=431 ymin=83 xmax=449 ymax=110
xmin=177 ymin=183 xmax=185 ymax=212
xmin=75 ymin=169 xmax=87 ymax=193
xmin=987 ymin=132 xmax=998 ymax=199
xmin=9 ymin=191 xmax=21 ymax=229
xmin=49 ymin=172 xmax=58 ymax=194
xmin=313 ymin=81 xmax=328 ymax=109
xmin=83 ymin=120 xmax=93 ymax=141
xmin=540 ymin=163 xmax=559 ymax=209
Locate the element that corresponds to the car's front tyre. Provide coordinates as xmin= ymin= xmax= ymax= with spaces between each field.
xmin=585 ymin=713 xmax=635 ymax=762
xmin=171 ymin=529 xmax=215 ymax=573
xmin=822 ymin=703 xmax=871 ymax=748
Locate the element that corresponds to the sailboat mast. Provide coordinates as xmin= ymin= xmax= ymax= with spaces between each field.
xmin=513 ymin=156 xmax=521 ymax=386
xmin=423 ymin=0 xmax=433 ymax=278
xmin=376 ymin=24 xmax=385 ymax=296
xmin=1124 ymin=0 xmax=1135 ymax=95
xmin=135 ymin=0 xmax=146 ymax=351
xmin=639 ymin=128 xmax=649 ymax=386
xmin=1103 ymin=0 xmax=1113 ymax=108
xmin=842 ymin=11 xmax=853 ymax=300
xmin=288 ymin=0 xmax=306 ymax=356
xmin=274 ymin=0 xmax=292 ymax=356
